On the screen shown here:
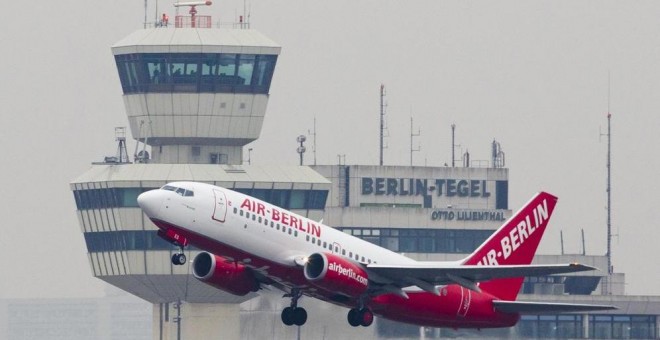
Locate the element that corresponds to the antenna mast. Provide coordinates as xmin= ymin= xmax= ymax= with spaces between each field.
xmin=410 ymin=117 xmax=420 ymax=166
xmin=379 ymin=84 xmax=386 ymax=166
xmin=606 ymin=112 xmax=612 ymax=275
xmin=308 ymin=117 xmax=317 ymax=166
xmin=144 ymin=0 xmax=148 ymax=29
xmin=451 ymin=124 xmax=456 ymax=167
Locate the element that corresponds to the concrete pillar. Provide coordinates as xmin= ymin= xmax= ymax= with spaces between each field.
xmin=153 ymin=302 xmax=240 ymax=340
xmin=583 ymin=313 xmax=589 ymax=339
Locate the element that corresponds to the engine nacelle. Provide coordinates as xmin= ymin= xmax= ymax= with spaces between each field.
xmin=304 ymin=253 xmax=369 ymax=297
xmin=192 ymin=252 xmax=259 ymax=296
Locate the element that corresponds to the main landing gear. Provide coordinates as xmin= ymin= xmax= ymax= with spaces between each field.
xmin=347 ymin=308 xmax=374 ymax=327
xmin=281 ymin=289 xmax=307 ymax=326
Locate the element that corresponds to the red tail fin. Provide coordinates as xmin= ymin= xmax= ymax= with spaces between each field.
xmin=462 ymin=192 xmax=558 ymax=300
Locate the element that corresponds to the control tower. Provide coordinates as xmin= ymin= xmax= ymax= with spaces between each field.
xmin=113 ymin=13 xmax=279 ymax=164
xmin=70 ymin=4 xmax=330 ymax=339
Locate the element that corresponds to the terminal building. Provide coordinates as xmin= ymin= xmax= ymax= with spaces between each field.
xmin=61 ymin=5 xmax=660 ymax=340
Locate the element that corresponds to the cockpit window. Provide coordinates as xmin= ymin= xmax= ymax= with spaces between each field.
xmin=161 ymin=185 xmax=194 ymax=197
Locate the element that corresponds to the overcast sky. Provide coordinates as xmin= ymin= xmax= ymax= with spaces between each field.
xmin=1 ymin=1 xmax=659 ymax=299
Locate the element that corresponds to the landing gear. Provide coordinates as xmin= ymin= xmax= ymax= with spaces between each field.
xmin=158 ymin=229 xmax=189 ymax=266
xmin=171 ymin=252 xmax=186 ymax=265
xmin=281 ymin=306 xmax=307 ymax=326
xmin=171 ymin=244 xmax=187 ymax=266
xmin=281 ymin=289 xmax=307 ymax=326
xmin=347 ymin=308 xmax=373 ymax=327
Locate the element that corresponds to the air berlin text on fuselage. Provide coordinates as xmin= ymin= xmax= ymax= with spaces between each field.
xmin=240 ymin=198 xmax=321 ymax=238
xmin=328 ymin=261 xmax=369 ymax=287
xmin=476 ymin=199 xmax=549 ymax=266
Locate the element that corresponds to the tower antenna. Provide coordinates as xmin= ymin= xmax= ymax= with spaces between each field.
xmin=410 ymin=116 xmax=420 ymax=166
xmin=599 ymin=72 xmax=614 ymax=295
xmin=308 ymin=117 xmax=317 ymax=166
xmin=379 ymin=84 xmax=386 ymax=166
xmin=451 ymin=124 xmax=456 ymax=167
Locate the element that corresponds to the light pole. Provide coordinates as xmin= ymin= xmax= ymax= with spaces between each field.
xmin=296 ymin=135 xmax=306 ymax=166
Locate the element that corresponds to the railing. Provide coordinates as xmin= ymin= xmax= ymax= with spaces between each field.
xmin=175 ymin=15 xmax=212 ymax=28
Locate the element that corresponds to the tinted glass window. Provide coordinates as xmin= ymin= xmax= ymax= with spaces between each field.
xmin=114 ymin=53 xmax=277 ymax=94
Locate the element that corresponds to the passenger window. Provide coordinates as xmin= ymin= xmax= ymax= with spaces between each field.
xmin=264 ymin=219 xmax=268 ymax=226
xmin=252 ymin=215 xmax=256 ymax=221
xmin=233 ymin=207 xmax=237 ymax=214
xmin=246 ymin=212 xmax=250 ymax=218
xmin=312 ymin=237 xmax=316 ymax=243
xmin=306 ymin=235 xmax=310 ymax=241
xmin=270 ymin=221 xmax=274 ymax=228
xmin=361 ymin=256 xmax=365 ymax=262
xmin=294 ymin=231 xmax=298 ymax=237
xmin=368 ymin=259 xmax=372 ymax=264
xmin=342 ymin=249 xmax=346 ymax=256
xmin=240 ymin=210 xmax=244 ymax=216
xmin=282 ymin=227 xmax=286 ymax=233
xmin=258 ymin=217 xmax=262 ymax=223
xmin=277 ymin=225 xmax=280 ymax=230
xmin=288 ymin=229 xmax=292 ymax=235
xmin=349 ymin=252 xmax=353 ymax=257
xmin=317 ymin=239 xmax=321 ymax=246
xmin=323 ymin=242 xmax=327 ymax=248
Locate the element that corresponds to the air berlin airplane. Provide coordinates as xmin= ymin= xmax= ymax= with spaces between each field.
xmin=137 ymin=182 xmax=615 ymax=328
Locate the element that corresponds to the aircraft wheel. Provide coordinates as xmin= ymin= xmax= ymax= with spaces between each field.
xmin=171 ymin=253 xmax=186 ymax=265
xmin=360 ymin=309 xmax=374 ymax=327
xmin=347 ymin=308 xmax=361 ymax=327
xmin=281 ymin=307 xmax=295 ymax=326
xmin=293 ymin=307 xmax=307 ymax=326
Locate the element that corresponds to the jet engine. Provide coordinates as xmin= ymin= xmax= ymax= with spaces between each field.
xmin=192 ymin=252 xmax=259 ymax=296
xmin=304 ymin=253 xmax=369 ymax=297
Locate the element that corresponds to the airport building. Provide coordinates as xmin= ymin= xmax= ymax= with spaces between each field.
xmin=63 ymin=5 xmax=660 ymax=340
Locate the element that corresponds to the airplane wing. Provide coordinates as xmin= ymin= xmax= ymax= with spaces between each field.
xmin=493 ymin=300 xmax=617 ymax=313
xmin=366 ymin=263 xmax=596 ymax=295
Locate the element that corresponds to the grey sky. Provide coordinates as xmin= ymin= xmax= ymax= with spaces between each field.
xmin=1 ymin=0 xmax=658 ymax=299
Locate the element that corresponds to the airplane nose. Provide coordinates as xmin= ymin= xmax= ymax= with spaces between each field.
xmin=137 ymin=190 xmax=162 ymax=218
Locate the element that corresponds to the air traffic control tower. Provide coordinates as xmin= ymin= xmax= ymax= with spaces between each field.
xmin=70 ymin=5 xmax=330 ymax=339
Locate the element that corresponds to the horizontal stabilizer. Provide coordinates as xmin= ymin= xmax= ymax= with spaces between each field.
xmin=493 ymin=300 xmax=617 ymax=314
xmin=368 ymin=263 xmax=597 ymax=289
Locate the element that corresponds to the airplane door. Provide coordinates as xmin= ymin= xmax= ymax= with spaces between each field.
xmin=332 ymin=242 xmax=342 ymax=255
xmin=212 ymin=189 xmax=227 ymax=223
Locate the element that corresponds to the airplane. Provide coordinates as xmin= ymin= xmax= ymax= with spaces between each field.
xmin=137 ymin=181 xmax=616 ymax=329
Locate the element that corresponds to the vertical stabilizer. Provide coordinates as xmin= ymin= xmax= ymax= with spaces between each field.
xmin=462 ymin=192 xmax=558 ymax=300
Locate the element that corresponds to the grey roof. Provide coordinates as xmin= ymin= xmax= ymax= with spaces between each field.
xmin=70 ymin=164 xmax=330 ymax=188
xmin=112 ymin=28 xmax=281 ymax=55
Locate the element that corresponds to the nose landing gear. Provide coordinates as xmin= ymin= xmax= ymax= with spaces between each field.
xmin=157 ymin=229 xmax=189 ymax=266
xmin=171 ymin=246 xmax=187 ymax=265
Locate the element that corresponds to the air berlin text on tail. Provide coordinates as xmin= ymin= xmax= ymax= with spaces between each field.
xmin=476 ymin=199 xmax=549 ymax=266
xmin=240 ymin=198 xmax=322 ymax=237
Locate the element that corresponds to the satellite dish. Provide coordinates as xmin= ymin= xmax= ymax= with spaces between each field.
xmin=137 ymin=150 xmax=150 ymax=160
